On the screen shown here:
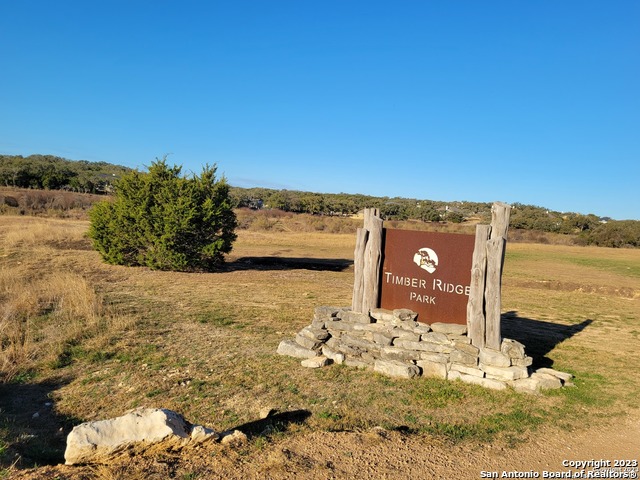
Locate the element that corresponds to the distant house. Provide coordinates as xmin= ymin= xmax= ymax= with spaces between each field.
xmin=247 ymin=198 xmax=263 ymax=210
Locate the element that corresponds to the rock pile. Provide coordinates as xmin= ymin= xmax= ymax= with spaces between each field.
xmin=277 ymin=306 xmax=573 ymax=394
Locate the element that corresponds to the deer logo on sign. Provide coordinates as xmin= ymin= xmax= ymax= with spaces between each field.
xmin=413 ymin=247 xmax=438 ymax=274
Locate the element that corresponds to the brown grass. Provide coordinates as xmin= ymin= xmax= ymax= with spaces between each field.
xmin=0 ymin=187 xmax=105 ymax=219
xmin=0 ymin=217 xmax=135 ymax=382
xmin=1 ymin=212 xmax=639 ymax=476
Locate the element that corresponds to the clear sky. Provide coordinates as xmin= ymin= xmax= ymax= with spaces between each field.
xmin=1 ymin=1 xmax=638 ymax=220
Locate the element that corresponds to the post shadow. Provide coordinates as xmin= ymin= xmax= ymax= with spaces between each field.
xmin=230 ymin=409 xmax=312 ymax=439
xmin=500 ymin=311 xmax=593 ymax=368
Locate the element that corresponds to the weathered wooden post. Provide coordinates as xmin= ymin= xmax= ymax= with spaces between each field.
xmin=485 ymin=235 xmax=505 ymax=349
xmin=466 ymin=202 xmax=511 ymax=350
xmin=351 ymin=208 xmax=383 ymax=313
xmin=351 ymin=227 xmax=368 ymax=312
xmin=467 ymin=224 xmax=491 ymax=348
xmin=485 ymin=202 xmax=511 ymax=349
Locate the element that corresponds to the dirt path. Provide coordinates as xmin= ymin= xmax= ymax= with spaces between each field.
xmin=245 ymin=412 xmax=640 ymax=479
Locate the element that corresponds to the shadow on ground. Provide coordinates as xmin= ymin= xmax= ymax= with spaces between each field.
xmin=225 ymin=256 xmax=353 ymax=272
xmin=0 ymin=377 xmax=79 ymax=468
xmin=501 ymin=311 xmax=592 ymax=368
xmin=233 ymin=410 xmax=312 ymax=439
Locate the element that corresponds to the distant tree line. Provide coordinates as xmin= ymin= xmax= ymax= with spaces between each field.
xmin=509 ymin=203 xmax=639 ymax=248
xmin=229 ymin=190 xmax=639 ymax=247
xmin=0 ymin=154 xmax=132 ymax=194
xmin=1 ymin=155 xmax=638 ymax=248
xmin=229 ymin=187 xmax=484 ymax=223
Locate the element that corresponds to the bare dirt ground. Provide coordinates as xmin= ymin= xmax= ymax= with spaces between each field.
xmin=10 ymin=411 xmax=639 ymax=479
xmin=249 ymin=414 xmax=640 ymax=479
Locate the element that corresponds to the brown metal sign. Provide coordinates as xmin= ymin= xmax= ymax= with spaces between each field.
xmin=379 ymin=229 xmax=475 ymax=325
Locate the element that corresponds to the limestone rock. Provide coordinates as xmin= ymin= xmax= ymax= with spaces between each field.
xmin=450 ymin=349 xmax=478 ymax=367
xmin=298 ymin=326 xmax=330 ymax=342
xmin=190 ymin=425 xmax=218 ymax=445
xmin=64 ymin=408 xmax=217 ymax=465
xmin=535 ymin=368 xmax=574 ymax=385
xmin=479 ymin=348 xmax=511 ymax=367
xmin=322 ymin=345 xmax=345 ymax=364
xmin=418 ymin=352 xmax=448 ymax=364
xmin=276 ymin=340 xmax=318 ymax=359
xmin=453 ymin=373 xmax=507 ymax=390
xmin=430 ymin=322 xmax=467 ymax=336
xmin=393 ymin=320 xmax=421 ymax=331
xmin=416 ymin=360 xmax=448 ymax=379
xmin=448 ymin=335 xmax=471 ymax=344
xmin=478 ymin=377 xmax=508 ymax=391
xmin=421 ymin=332 xmax=451 ymax=345
xmin=391 ymin=328 xmax=421 ymax=341
xmin=343 ymin=356 xmax=370 ymax=369
xmin=394 ymin=339 xmax=453 ymax=354
xmin=379 ymin=346 xmax=421 ymax=363
xmin=511 ymin=356 xmax=533 ymax=367
xmin=324 ymin=337 xmax=342 ymax=350
xmin=531 ymin=372 xmax=563 ymax=390
xmin=301 ymin=356 xmax=331 ymax=368
xmin=341 ymin=334 xmax=378 ymax=352
xmin=311 ymin=317 xmax=327 ymax=329
xmin=332 ymin=342 xmax=362 ymax=357
xmin=369 ymin=308 xmax=396 ymax=323
xmin=374 ymin=360 xmax=420 ymax=379
xmin=325 ymin=319 xmax=355 ymax=332
xmin=361 ymin=351 xmax=378 ymax=363
xmin=339 ymin=310 xmax=372 ymax=324
xmin=220 ymin=429 xmax=248 ymax=447
xmin=449 ymin=364 xmax=485 ymax=378
xmin=501 ymin=338 xmax=526 ymax=359
xmin=295 ymin=332 xmax=323 ymax=350
xmin=412 ymin=323 xmax=432 ymax=335
xmin=314 ymin=306 xmax=341 ymax=319
xmin=481 ymin=364 xmax=529 ymax=381
xmin=355 ymin=322 xmax=392 ymax=333
xmin=371 ymin=332 xmax=394 ymax=346
xmin=392 ymin=309 xmax=418 ymax=322
xmin=453 ymin=341 xmax=479 ymax=356
xmin=509 ymin=378 xmax=542 ymax=394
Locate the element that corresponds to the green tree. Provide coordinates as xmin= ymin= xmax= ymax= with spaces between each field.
xmin=380 ymin=202 xmax=409 ymax=220
xmin=267 ymin=190 xmax=293 ymax=210
xmin=446 ymin=211 xmax=465 ymax=223
xmin=88 ymin=159 xmax=237 ymax=271
xmin=415 ymin=205 xmax=441 ymax=222
xmin=583 ymin=220 xmax=640 ymax=248
xmin=561 ymin=213 xmax=600 ymax=233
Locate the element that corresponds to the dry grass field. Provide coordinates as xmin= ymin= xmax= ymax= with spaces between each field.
xmin=1 ymin=213 xmax=639 ymax=479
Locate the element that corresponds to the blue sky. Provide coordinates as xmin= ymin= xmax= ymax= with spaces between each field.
xmin=1 ymin=1 xmax=638 ymax=220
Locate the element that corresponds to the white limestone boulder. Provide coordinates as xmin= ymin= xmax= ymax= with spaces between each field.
xmin=64 ymin=407 xmax=218 ymax=465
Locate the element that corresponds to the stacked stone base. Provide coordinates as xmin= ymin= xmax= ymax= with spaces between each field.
xmin=277 ymin=306 xmax=573 ymax=394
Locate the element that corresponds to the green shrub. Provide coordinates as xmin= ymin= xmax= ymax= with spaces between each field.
xmin=89 ymin=159 xmax=237 ymax=271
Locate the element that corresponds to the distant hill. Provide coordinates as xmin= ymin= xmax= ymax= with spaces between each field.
xmin=1 ymin=154 xmax=638 ymax=248
xmin=0 ymin=154 xmax=132 ymax=194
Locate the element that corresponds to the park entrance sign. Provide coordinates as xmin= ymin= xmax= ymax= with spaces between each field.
xmin=380 ymin=229 xmax=475 ymax=325
xmin=279 ymin=200 xmax=576 ymax=392
xmin=352 ymin=203 xmax=511 ymax=349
